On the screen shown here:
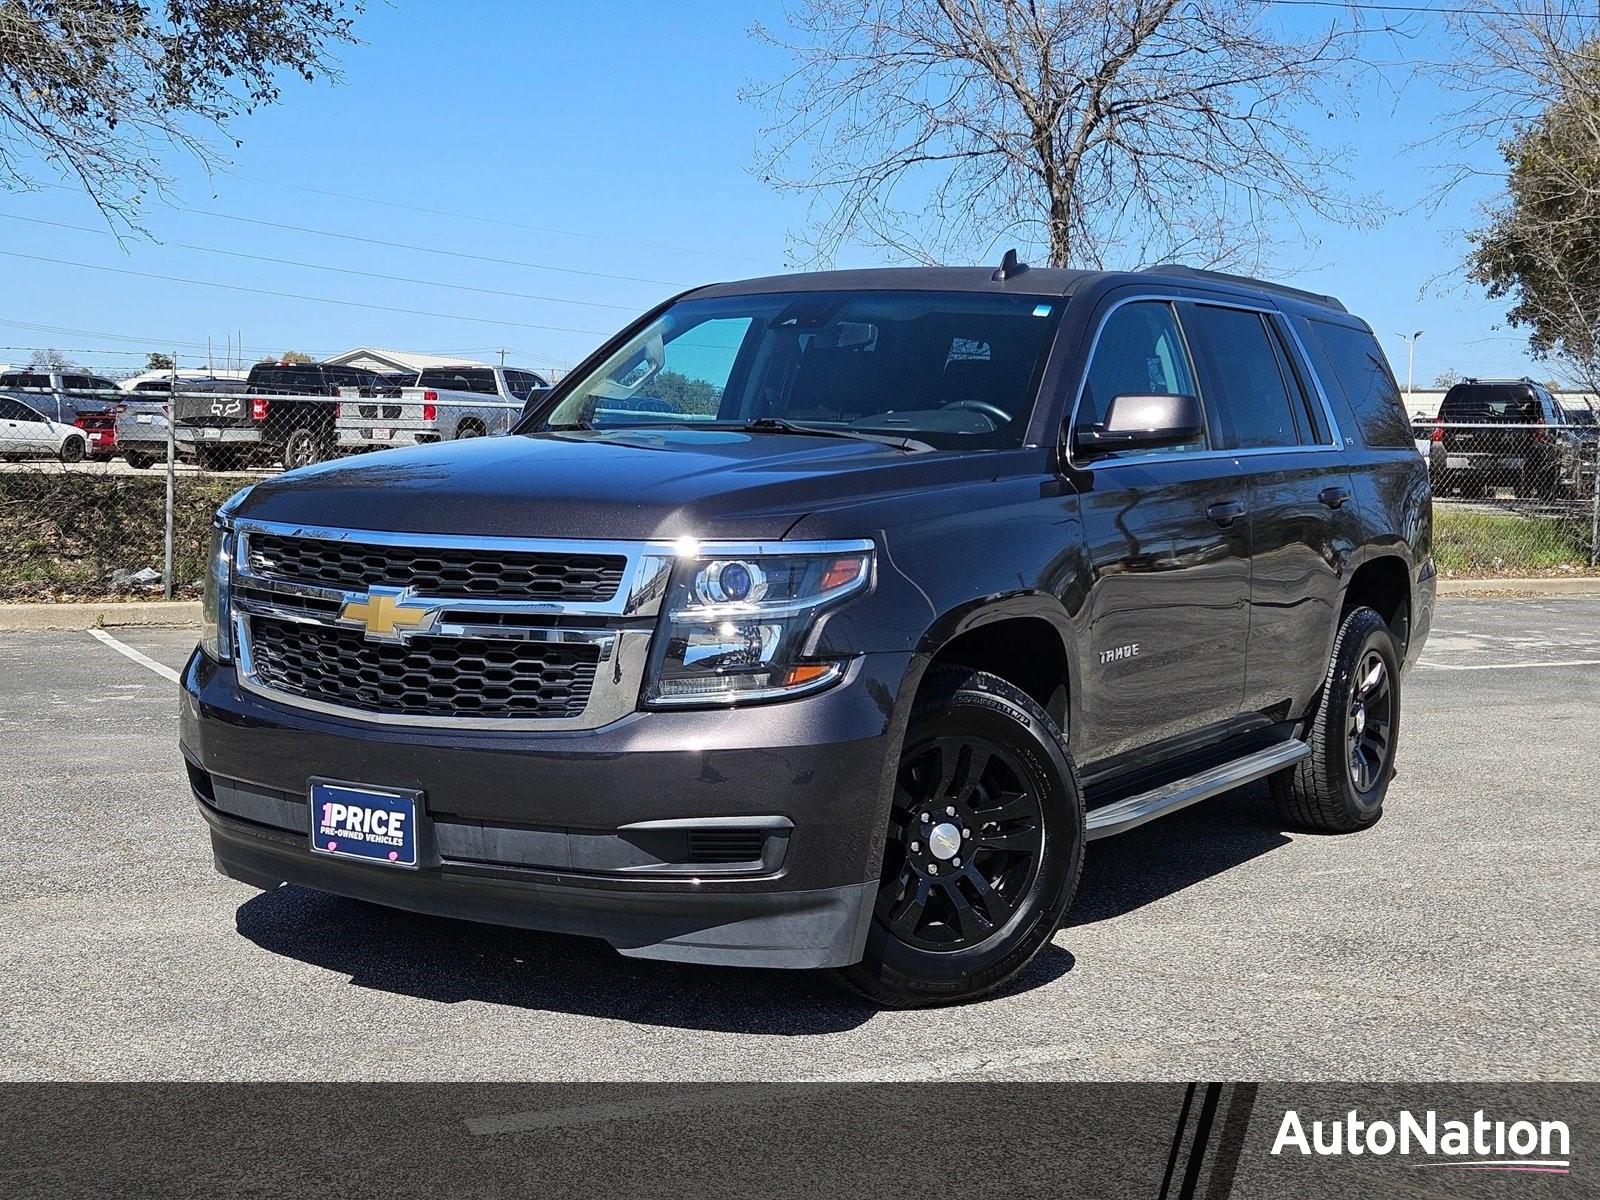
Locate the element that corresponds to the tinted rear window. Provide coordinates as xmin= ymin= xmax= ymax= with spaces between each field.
xmin=1 ymin=372 xmax=49 ymax=389
xmin=418 ymin=367 xmax=498 ymax=395
xmin=1440 ymin=384 xmax=1540 ymax=421
xmin=1304 ymin=320 xmax=1413 ymax=449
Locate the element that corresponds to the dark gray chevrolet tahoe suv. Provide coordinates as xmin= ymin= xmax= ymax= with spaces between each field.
xmin=181 ymin=262 xmax=1434 ymax=1007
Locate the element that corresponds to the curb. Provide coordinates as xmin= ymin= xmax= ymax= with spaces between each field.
xmin=1438 ymin=576 xmax=1600 ymax=598
xmin=0 ymin=600 xmax=201 ymax=631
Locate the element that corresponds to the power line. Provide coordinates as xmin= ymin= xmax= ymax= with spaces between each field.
xmin=0 ymin=316 xmax=572 ymax=368
xmin=0 ymin=249 xmax=616 ymax=338
xmin=0 ymin=211 xmax=639 ymax=312
xmin=0 ymin=316 xmax=292 ymax=357
xmin=179 ymin=205 xmax=695 ymax=290
xmin=222 ymin=171 xmax=768 ymax=264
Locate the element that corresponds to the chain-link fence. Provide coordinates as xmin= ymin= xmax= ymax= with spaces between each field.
xmin=1420 ymin=419 xmax=1600 ymax=576
xmin=6 ymin=383 xmax=1600 ymax=602
xmin=1 ymin=376 xmax=544 ymax=602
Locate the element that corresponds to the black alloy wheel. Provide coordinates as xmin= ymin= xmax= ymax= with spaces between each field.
xmin=1271 ymin=605 xmax=1400 ymax=833
xmin=832 ymin=668 xmax=1083 ymax=1008
xmin=1345 ymin=649 xmax=1392 ymax=793
xmin=881 ymin=735 xmax=1045 ymax=951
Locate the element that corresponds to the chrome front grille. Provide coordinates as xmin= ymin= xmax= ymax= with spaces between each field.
xmin=230 ymin=521 xmax=674 ymax=731
xmin=248 ymin=531 xmax=627 ymax=601
xmin=249 ymin=615 xmax=600 ymax=720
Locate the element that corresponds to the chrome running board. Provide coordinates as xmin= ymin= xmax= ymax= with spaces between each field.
xmin=1084 ymin=740 xmax=1311 ymax=841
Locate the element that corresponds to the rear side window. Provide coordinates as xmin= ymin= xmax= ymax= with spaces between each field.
xmin=1183 ymin=305 xmax=1304 ymax=449
xmin=1305 ymin=321 xmax=1412 ymax=449
xmin=1 ymin=372 xmax=49 ymax=389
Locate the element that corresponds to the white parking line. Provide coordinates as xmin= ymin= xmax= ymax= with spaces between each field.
xmin=87 ymin=627 xmax=181 ymax=684
xmin=1417 ymin=658 xmax=1600 ymax=672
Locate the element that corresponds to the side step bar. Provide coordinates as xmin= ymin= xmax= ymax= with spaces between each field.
xmin=1084 ymin=740 xmax=1310 ymax=841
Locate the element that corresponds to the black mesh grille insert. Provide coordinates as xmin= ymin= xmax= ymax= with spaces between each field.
xmin=686 ymin=831 xmax=769 ymax=865
xmin=248 ymin=533 xmax=626 ymax=602
xmin=248 ymin=616 xmax=599 ymax=720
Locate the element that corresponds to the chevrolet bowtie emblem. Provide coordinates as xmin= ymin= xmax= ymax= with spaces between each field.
xmin=338 ymin=587 xmax=436 ymax=642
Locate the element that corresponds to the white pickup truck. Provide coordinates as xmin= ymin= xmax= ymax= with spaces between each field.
xmin=334 ymin=365 xmax=549 ymax=452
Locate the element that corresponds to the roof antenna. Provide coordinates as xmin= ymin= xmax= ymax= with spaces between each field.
xmin=992 ymin=248 xmax=1028 ymax=282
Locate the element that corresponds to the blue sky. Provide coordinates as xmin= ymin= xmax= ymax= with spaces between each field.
xmin=0 ymin=1 xmax=1545 ymax=389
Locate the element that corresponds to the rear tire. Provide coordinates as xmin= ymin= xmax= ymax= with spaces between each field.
xmin=280 ymin=426 xmax=326 ymax=470
xmin=832 ymin=667 xmax=1084 ymax=1008
xmin=456 ymin=419 xmax=486 ymax=440
xmin=124 ymin=450 xmax=155 ymax=470
xmin=1272 ymin=606 xmax=1400 ymax=833
xmin=58 ymin=436 xmax=85 ymax=464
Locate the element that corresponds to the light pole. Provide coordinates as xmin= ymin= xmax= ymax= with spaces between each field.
xmin=1397 ymin=330 xmax=1424 ymax=395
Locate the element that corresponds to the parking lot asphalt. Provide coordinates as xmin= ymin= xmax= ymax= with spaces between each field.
xmin=2 ymin=598 xmax=1596 ymax=1083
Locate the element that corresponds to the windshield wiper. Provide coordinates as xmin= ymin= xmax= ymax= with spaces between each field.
xmin=733 ymin=416 xmax=933 ymax=453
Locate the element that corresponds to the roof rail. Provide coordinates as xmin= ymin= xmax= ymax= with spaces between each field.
xmin=1138 ymin=264 xmax=1347 ymax=313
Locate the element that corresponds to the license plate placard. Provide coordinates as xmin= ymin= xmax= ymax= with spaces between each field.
xmin=369 ymin=427 xmax=392 ymax=441
xmin=309 ymin=782 xmax=419 ymax=868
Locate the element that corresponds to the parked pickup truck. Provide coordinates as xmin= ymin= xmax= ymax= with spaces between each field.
xmin=0 ymin=370 xmax=122 ymax=427
xmin=117 ymin=378 xmax=251 ymax=469
xmin=334 ymin=365 xmax=549 ymax=452
xmin=183 ymin=260 xmax=1434 ymax=1007
xmin=173 ymin=362 xmax=390 ymax=470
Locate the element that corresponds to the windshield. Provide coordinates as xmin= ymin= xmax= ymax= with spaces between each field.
xmin=539 ymin=290 xmax=1062 ymax=450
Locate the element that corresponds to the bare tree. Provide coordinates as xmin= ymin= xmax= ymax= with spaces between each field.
xmin=26 ymin=347 xmax=72 ymax=371
xmin=0 ymin=0 xmax=359 ymax=230
xmin=746 ymin=0 xmax=1385 ymax=269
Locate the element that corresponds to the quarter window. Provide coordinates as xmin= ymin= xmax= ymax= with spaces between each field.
xmin=1184 ymin=305 xmax=1304 ymax=449
xmin=1077 ymin=301 xmax=1204 ymax=456
xmin=1303 ymin=319 xmax=1411 ymax=449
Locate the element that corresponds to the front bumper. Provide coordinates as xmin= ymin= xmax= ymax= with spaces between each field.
xmin=180 ymin=648 xmax=912 ymax=968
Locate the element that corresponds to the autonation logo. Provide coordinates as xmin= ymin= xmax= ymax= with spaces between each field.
xmin=1272 ymin=1108 xmax=1573 ymax=1175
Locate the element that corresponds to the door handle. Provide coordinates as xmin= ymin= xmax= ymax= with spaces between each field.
xmin=1319 ymin=486 xmax=1352 ymax=510
xmin=1206 ymin=499 xmax=1247 ymax=527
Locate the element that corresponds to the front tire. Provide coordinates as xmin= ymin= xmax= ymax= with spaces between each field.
xmin=1272 ymin=606 xmax=1400 ymax=833
xmin=833 ymin=668 xmax=1084 ymax=1008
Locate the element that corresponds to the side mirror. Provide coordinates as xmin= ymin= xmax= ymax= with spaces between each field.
xmin=1073 ymin=393 xmax=1204 ymax=454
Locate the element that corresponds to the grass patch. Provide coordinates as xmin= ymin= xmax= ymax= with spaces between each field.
xmin=0 ymin=471 xmax=240 ymax=600
xmin=1433 ymin=504 xmax=1594 ymax=576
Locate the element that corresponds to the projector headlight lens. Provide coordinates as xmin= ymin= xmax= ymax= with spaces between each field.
xmin=644 ymin=543 xmax=873 ymax=707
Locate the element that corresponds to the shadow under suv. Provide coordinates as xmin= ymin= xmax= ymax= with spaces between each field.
xmin=180 ymin=260 xmax=1434 ymax=1007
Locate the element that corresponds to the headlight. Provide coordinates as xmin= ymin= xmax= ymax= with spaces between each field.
xmin=643 ymin=541 xmax=874 ymax=707
xmin=200 ymin=486 xmax=249 ymax=663
xmin=200 ymin=524 xmax=233 ymax=662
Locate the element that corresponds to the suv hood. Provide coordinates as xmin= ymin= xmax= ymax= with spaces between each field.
xmin=231 ymin=428 xmax=996 ymax=541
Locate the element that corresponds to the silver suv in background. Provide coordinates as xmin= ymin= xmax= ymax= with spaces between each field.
xmin=335 ymin=365 xmax=548 ymax=452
